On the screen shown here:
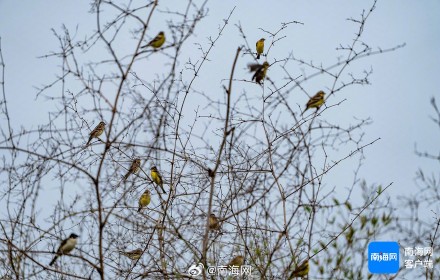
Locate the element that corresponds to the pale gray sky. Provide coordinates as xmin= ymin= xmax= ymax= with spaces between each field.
xmin=2 ymin=0 xmax=438 ymax=195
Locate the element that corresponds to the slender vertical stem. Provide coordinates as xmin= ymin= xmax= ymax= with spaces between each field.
xmin=201 ymin=47 xmax=241 ymax=276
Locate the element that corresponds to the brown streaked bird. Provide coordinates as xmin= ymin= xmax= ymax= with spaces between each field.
xmin=302 ymin=91 xmax=325 ymax=115
xmin=249 ymin=62 xmax=269 ymax=84
xmin=289 ymin=259 xmax=309 ymax=279
xmin=209 ymin=213 xmax=221 ymax=231
xmin=86 ymin=121 xmax=105 ymax=146
xmin=119 ymin=248 xmax=143 ymax=260
xmin=227 ymin=255 xmax=244 ymax=268
xmin=150 ymin=166 xmax=166 ymax=193
xmin=49 ymin=233 xmax=79 ymax=266
xmin=124 ymin=158 xmax=141 ymax=180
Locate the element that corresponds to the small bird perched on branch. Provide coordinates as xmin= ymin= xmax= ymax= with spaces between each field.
xmin=119 ymin=248 xmax=143 ymax=260
xmin=86 ymin=121 xmax=105 ymax=146
xmin=227 ymin=255 xmax=244 ymax=268
xmin=138 ymin=189 xmax=151 ymax=212
xmin=302 ymin=91 xmax=325 ymax=115
xmin=256 ymin=38 xmax=265 ymax=59
xmin=248 ymin=61 xmax=270 ymax=84
xmin=49 ymin=233 xmax=79 ymax=266
xmin=289 ymin=259 xmax=309 ymax=279
xmin=151 ymin=166 xmax=166 ymax=193
xmin=141 ymin=31 xmax=165 ymax=49
xmin=124 ymin=158 xmax=141 ymax=180
xmin=209 ymin=213 xmax=221 ymax=231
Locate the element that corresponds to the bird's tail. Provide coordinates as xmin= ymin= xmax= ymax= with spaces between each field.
xmin=86 ymin=137 xmax=92 ymax=147
xmin=257 ymin=54 xmax=260 ymax=59
xmin=137 ymin=206 xmax=142 ymax=212
xmin=123 ymin=172 xmax=130 ymax=180
xmin=301 ymin=107 xmax=308 ymax=117
xmin=118 ymin=251 xmax=127 ymax=257
xmin=49 ymin=255 xmax=58 ymax=266
xmin=252 ymin=72 xmax=257 ymax=82
xmin=160 ymin=184 xmax=166 ymax=194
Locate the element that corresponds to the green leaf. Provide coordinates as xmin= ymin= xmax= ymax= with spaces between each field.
xmin=360 ymin=215 xmax=367 ymax=229
xmin=377 ymin=185 xmax=383 ymax=194
xmin=345 ymin=227 xmax=354 ymax=245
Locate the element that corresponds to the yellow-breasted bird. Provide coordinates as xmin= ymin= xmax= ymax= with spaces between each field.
xmin=119 ymin=248 xmax=143 ymax=260
xmin=256 ymin=38 xmax=265 ymax=59
xmin=289 ymin=260 xmax=309 ymax=279
xmin=124 ymin=158 xmax=141 ymax=180
xmin=141 ymin=31 xmax=165 ymax=49
xmin=150 ymin=166 xmax=166 ymax=193
xmin=227 ymin=255 xmax=244 ymax=268
xmin=302 ymin=91 xmax=325 ymax=115
xmin=138 ymin=189 xmax=151 ymax=212
xmin=86 ymin=121 xmax=105 ymax=146
xmin=249 ymin=62 xmax=269 ymax=84
xmin=209 ymin=213 xmax=221 ymax=231
xmin=49 ymin=233 xmax=79 ymax=266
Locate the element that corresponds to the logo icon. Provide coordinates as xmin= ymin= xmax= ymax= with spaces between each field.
xmin=368 ymin=241 xmax=399 ymax=274
xmin=188 ymin=263 xmax=204 ymax=276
